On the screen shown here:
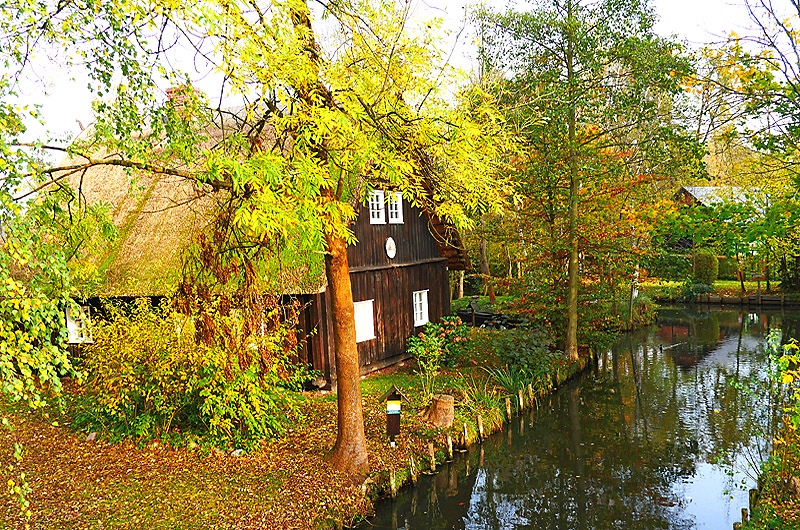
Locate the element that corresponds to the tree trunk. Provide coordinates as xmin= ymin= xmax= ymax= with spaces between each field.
xmin=458 ymin=270 xmax=464 ymax=299
xmin=324 ymin=229 xmax=369 ymax=475
xmin=424 ymin=394 xmax=455 ymax=429
xmin=565 ymin=0 xmax=579 ymax=361
xmin=480 ymin=237 xmax=497 ymax=304
xmin=739 ymin=254 xmax=746 ymax=293
xmin=291 ymin=2 xmax=368 ymax=476
xmin=766 ymin=264 xmax=771 ymax=292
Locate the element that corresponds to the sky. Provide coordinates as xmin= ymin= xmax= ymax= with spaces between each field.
xmin=13 ymin=0 xmax=760 ymax=146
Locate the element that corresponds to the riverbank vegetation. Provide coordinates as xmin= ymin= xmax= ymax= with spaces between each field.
xmin=742 ymin=334 xmax=800 ymax=530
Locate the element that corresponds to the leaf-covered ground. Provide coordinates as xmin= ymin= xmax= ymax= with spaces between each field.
xmin=0 ymin=366 xmax=467 ymax=529
xmin=0 ymin=330 xmax=585 ymax=530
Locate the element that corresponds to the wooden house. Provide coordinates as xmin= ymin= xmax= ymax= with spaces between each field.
xmin=296 ymin=190 xmax=469 ymax=385
xmin=64 ymin=121 xmax=468 ymax=388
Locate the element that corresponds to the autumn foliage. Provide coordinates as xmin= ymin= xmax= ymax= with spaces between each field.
xmin=73 ymin=298 xmax=313 ymax=447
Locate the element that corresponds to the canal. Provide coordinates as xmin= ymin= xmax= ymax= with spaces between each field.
xmin=359 ymin=305 xmax=795 ymax=529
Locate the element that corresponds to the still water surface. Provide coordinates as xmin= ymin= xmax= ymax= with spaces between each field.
xmin=359 ymin=305 xmax=799 ymax=529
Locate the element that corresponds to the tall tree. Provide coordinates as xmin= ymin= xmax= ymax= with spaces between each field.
xmin=477 ymin=0 xmax=692 ymax=357
xmin=1 ymin=0 xmax=513 ymax=474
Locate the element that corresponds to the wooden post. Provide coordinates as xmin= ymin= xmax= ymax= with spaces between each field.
xmin=527 ymin=383 xmax=534 ymax=406
xmin=477 ymin=414 xmax=484 ymax=439
xmin=733 ymin=523 xmax=741 ymax=530
xmin=749 ymin=488 xmax=758 ymax=512
xmin=462 ymin=422 xmax=469 ymax=447
xmin=505 ymin=397 xmax=512 ymax=419
xmin=410 ymin=454 xmax=418 ymax=485
xmin=742 ymin=508 xmax=748 ymax=523
xmin=518 ymin=389 xmax=525 ymax=411
xmin=389 ymin=468 xmax=397 ymax=498
xmin=446 ymin=434 xmax=453 ymax=460
xmin=427 ymin=441 xmax=436 ymax=472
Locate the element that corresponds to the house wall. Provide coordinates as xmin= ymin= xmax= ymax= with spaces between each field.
xmin=296 ymin=196 xmax=454 ymax=387
xmin=350 ymin=260 xmax=449 ymax=369
xmin=346 ymin=197 xmax=443 ymax=268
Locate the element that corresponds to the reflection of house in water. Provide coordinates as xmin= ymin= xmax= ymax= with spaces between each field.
xmin=658 ymin=322 xmax=689 ymax=343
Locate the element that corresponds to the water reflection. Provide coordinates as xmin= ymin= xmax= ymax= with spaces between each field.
xmin=360 ymin=305 xmax=792 ymax=529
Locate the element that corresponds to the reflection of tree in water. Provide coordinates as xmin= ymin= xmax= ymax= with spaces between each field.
xmin=361 ymin=307 xmax=791 ymax=530
xmin=452 ymin=375 xmax=698 ymax=530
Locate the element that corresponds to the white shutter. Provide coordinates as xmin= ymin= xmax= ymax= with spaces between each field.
xmin=353 ymin=300 xmax=376 ymax=342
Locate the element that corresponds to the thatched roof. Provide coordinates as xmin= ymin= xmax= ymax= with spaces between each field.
xmin=63 ymin=107 xmax=469 ymax=295
xmin=63 ymin=120 xmax=326 ymax=297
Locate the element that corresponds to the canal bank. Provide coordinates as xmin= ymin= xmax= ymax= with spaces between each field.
xmin=355 ymin=350 xmax=593 ymax=517
xmin=358 ymin=305 xmax=788 ymax=530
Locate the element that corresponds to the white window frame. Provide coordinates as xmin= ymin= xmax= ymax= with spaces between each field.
xmin=66 ymin=305 xmax=93 ymax=344
xmin=368 ymin=190 xmax=386 ymax=224
xmin=412 ymin=290 xmax=429 ymax=327
xmin=353 ymin=299 xmax=376 ymax=343
xmin=387 ymin=191 xmax=404 ymax=224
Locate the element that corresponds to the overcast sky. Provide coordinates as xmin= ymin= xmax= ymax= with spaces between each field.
xmin=15 ymin=0 xmax=759 ymax=145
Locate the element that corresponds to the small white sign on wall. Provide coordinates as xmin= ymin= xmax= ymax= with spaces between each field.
xmin=385 ymin=236 xmax=397 ymax=259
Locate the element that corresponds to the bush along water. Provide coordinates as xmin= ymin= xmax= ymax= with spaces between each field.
xmin=71 ymin=297 xmax=316 ymax=449
xmin=743 ymin=331 xmax=800 ymax=529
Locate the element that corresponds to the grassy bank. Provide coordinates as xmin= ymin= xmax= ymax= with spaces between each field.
xmin=640 ymin=278 xmax=795 ymax=302
xmin=0 ymin=327 xmax=590 ymax=530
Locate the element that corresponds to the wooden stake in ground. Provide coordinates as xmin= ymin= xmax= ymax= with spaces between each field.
xmin=427 ymin=442 xmax=436 ymax=472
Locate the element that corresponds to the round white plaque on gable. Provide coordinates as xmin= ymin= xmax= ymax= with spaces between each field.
xmin=385 ymin=236 xmax=397 ymax=259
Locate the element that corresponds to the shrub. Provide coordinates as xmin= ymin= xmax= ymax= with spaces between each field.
xmin=407 ymin=329 xmax=445 ymax=398
xmin=693 ymin=250 xmax=719 ymax=286
xmin=406 ymin=315 xmax=471 ymax=398
xmin=407 ymin=316 xmax=470 ymax=367
xmin=643 ymin=253 xmax=691 ymax=279
xmin=679 ymin=279 xmax=712 ymax=301
xmin=73 ymin=298 xmax=312 ymax=447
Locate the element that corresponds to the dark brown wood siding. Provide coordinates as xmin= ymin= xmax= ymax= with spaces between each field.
xmin=299 ymin=196 xmax=456 ymax=386
xmin=350 ymin=260 xmax=450 ymax=371
xmin=346 ymin=199 xmax=442 ymax=269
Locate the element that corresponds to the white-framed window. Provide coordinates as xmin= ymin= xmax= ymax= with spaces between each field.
xmin=353 ymin=299 xmax=376 ymax=343
xmin=412 ymin=290 xmax=429 ymax=327
xmin=66 ymin=305 xmax=93 ymax=344
xmin=368 ymin=190 xmax=386 ymax=224
xmin=387 ymin=191 xmax=403 ymax=224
